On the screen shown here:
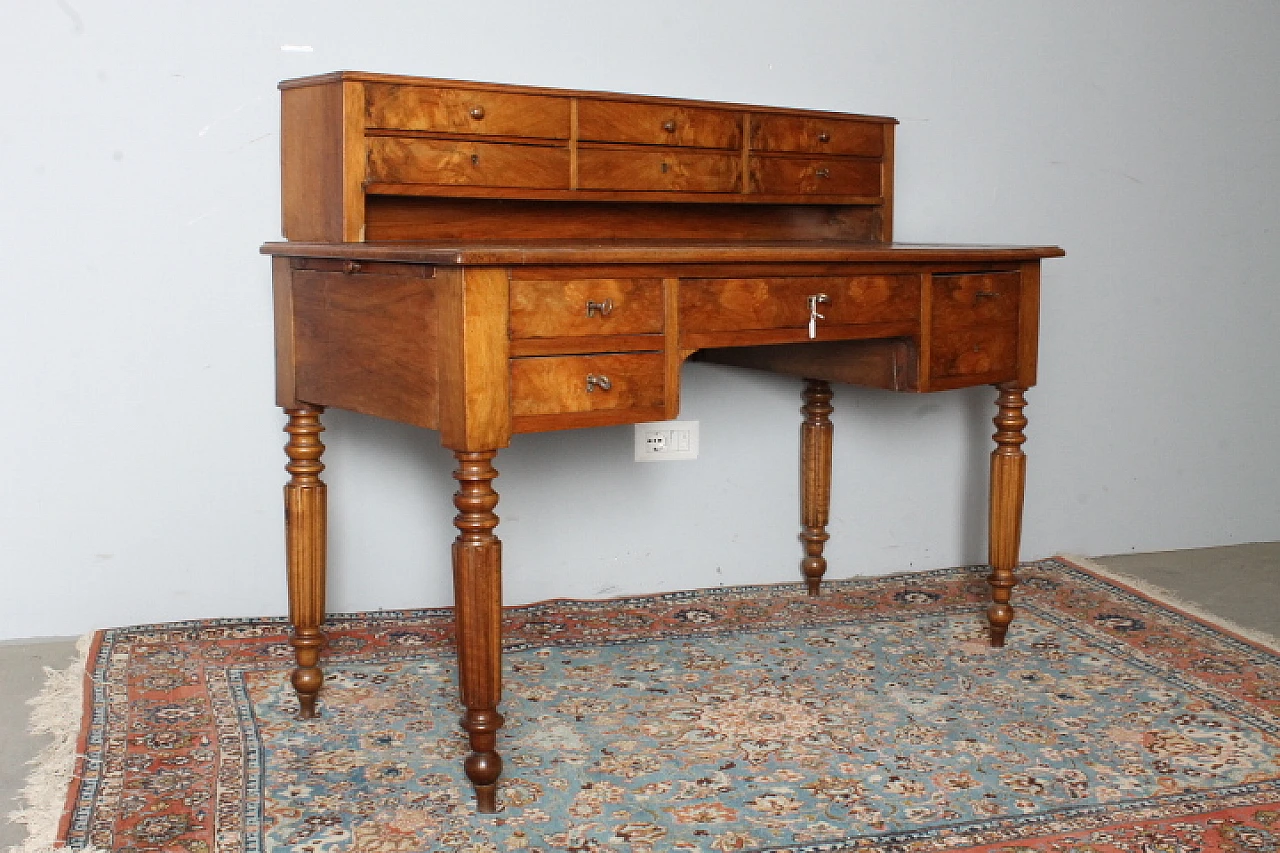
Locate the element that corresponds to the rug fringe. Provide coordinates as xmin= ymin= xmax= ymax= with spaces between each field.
xmin=5 ymin=633 xmax=107 ymax=853
xmin=1057 ymin=553 xmax=1280 ymax=654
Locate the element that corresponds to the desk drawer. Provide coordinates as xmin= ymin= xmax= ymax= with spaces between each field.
xmin=510 ymin=279 xmax=664 ymax=339
xmin=367 ymin=137 xmax=570 ymax=188
xmin=749 ymin=156 xmax=881 ymax=197
xmin=510 ymin=353 xmax=665 ymax=417
xmin=680 ymin=275 xmax=918 ymax=334
xmin=930 ymin=327 xmax=1018 ymax=380
xmin=932 ymin=272 xmax=1021 ymax=329
xmin=578 ymin=148 xmax=742 ymax=193
xmin=365 ymin=83 xmax=571 ymax=139
xmin=750 ymin=114 xmax=886 ymax=156
xmin=578 ymin=100 xmax=742 ymax=149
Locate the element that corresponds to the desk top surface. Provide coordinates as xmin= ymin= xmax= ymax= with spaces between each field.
xmin=261 ymin=240 xmax=1064 ymax=266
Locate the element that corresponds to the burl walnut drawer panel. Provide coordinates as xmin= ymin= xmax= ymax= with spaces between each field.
xmin=578 ymin=149 xmax=742 ymax=193
xmin=510 ymin=353 xmax=665 ymax=417
xmin=364 ymin=83 xmax=571 ymax=139
xmin=749 ymin=156 xmax=882 ymax=196
xmin=932 ymin=272 xmax=1021 ymax=329
xmin=680 ymin=275 xmax=918 ymax=333
xmin=509 ymin=279 xmax=664 ymax=339
xmin=366 ymin=137 xmax=570 ymax=188
xmin=577 ymin=101 xmax=742 ymax=149
xmin=750 ymin=115 xmax=885 ymax=157
xmin=930 ymin=327 xmax=1018 ymax=380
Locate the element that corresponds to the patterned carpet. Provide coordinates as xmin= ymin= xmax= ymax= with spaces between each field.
xmin=55 ymin=558 xmax=1279 ymax=852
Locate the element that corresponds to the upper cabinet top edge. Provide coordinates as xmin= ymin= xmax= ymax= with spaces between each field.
xmin=278 ymin=71 xmax=898 ymax=124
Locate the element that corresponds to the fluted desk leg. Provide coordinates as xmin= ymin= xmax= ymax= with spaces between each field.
xmin=801 ymin=379 xmax=834 ymax=596
xmin=283 ymin=405 xmax=327 ymax=718
xmin=452 ymin=450 xmax=505 ymax=814
xmin=987 ymin=383 xmax=1028 ymax=647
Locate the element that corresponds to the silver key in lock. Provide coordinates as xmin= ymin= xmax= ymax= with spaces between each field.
xmin=807 ymin=293 xmax=831 ymax=339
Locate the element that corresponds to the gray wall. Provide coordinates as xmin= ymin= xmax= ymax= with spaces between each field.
xmin=3 ymin=1 xmax=1278 ymax=640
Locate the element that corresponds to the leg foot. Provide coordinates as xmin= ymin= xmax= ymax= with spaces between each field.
xmin=452 ymin=450 xmax=506 ymax=812
xmin=987 ymin=383 xmax=1028 ymax=647
xmin=801 ymin=380 xmax=834 ymax=595
xmin=462 ymin=708 xmax=505 ymax=813
xmin=284 ymin=406 xmax=327 ymax=717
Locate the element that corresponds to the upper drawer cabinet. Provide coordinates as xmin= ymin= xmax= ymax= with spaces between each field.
xmin=578 ymin=149 xmax=742 ymax=193
xmin=578 ymin=100 xmax=742 ymax=149
xmin=365 ymin=83 xmax=571 ymax=139
xmin=510 ymin=279 xmax=664 ymax=338
xmin=366 ymin=137 xmax=570 ymax=189
xmin=750 ymin=115 xmax=885 ymax=157
xmin=749 ymin=157 xmax=881 ymax=197
xmin=932 ymin=272 xmax=1021 ymax=329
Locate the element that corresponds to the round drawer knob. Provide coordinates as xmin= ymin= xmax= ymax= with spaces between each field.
xmin=470 ymin=105 xmax=486 ymax=120
xmin=818 ymin=131 xmax=831 ymax=143
xmin=585 ymin=374 xmax=612 ymax=393
xmin=662 ymin=119 xmax=677 ymax=132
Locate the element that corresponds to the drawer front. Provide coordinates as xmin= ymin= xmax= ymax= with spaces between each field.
xmin=510 ymin=279 xmax=664 ymax=338
xmin=577 ymin=100 xmax=742 ymax=149
xmin=932 ymin=272 xmax=1021 ymax=329
xmin=680 ymin=275 xmax=919 ymax=333
xmin=510 ymin=353 xmax=665 ymax=417
xmin=365 ymin=83 xmax=571 ymax=139
xmin=366 ymin=137 xmax=570 ymax=188
xmin=749 ymin=156 xmax=881 ymax=196
xmin=930 ymin=327 xmax=1018 ymax=379
xmin=578 ymin=148 xmax=742 ymax=192
xmin=750 ymin=115 xmax=885 ymax=156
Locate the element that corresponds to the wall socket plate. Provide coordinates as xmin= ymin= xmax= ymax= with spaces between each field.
xmin=634 ymin=420 xmax=699 ymax=461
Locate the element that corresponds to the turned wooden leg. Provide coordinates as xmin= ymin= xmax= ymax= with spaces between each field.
xmin=988 ymin=383 xmax=1028 ymax=647
xmin=283 ymin=406 xmax=327 ymax=718
xmin=800 ymin=379 xmax=834 ymax=596
xmin=452 ymin=450 xmax=505 ymax=813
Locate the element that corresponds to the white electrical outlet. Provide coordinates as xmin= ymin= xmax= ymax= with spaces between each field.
xmin=634 ymin=420 xmax=699 ymax=461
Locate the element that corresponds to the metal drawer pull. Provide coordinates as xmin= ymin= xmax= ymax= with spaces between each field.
xmin=817 ymin=131 xmax=831 ymax=143
xmin=662 ymin=119 xmax=677 ymax=132
xmin=806 ymin=293 xmax=830 ymax=339
xmin=974 ymin=290 xmax=999 ymax=299
xmin=585 ymin=374 xmax=612 ymax=392
xmin=585 ymin=298 xmax=615 ymax=318
xmin=471 ymin=153 xmax=480 ymax=165
xmin=814 ymin=167 xmax=831 ymax=179
xmin=470 ymin=106 xmax=486 ymax=120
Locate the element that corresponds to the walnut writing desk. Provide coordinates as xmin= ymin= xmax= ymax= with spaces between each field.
xmin=262 ymin=71 xmax=1063 ymax=813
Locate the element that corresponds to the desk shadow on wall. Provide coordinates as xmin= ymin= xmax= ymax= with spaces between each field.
xmin=316 ymin=407 xmax=458 ymax=612
xmin=961 ymin=385 xmax=997 ymax=568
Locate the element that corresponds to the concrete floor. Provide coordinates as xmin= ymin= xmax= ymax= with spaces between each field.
xmin=2 ymin=543 xmax=1277 ymax=850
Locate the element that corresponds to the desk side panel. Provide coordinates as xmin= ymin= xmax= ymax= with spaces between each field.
xmin=288 ymin=262 xmax=441 ymax=428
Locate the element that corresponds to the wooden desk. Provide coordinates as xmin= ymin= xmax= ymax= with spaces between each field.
xmin=262 ymin=72 xmax=1063 ymax=813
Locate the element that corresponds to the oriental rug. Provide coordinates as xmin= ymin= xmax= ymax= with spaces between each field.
xmin=29 ymin=558 xmax=1280 ymax=852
